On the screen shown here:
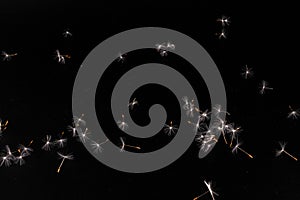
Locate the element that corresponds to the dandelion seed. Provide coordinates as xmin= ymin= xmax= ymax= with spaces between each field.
xmin=78 ymin=128 xmax=90 ymax=143
xmin=117 ymin=53 xmax=126 ymax=62
xmin=241 ymin=65 xmax=254 ymax=79
xmin=212 ymin=104 xmax=229 ymax=117
xmin=18 ymin=140 xmax=34 ymax=156
xmin=159 ymin=49 xmax=168 ymax=56
xmin=186 ymin=99 xmax=196 ymax=118
xmin=128 ymin=98 xmax=138 ymax=110
xmin=55 ymin=50 xmax=65 ymax=64
xmin=166 ymin=42 xmax=175 ymax=50
xmin=155 ymin=42 xmax=175 ymax=51
xmin=217 ymin=16 xmax=230 ymax=26
xmin=90 ymin=139 xmax=109 ymax=154
xmin=155 ymin=42 xmax=175 ymax=57
xmin=216 ymin=29 xmax=227 ymax=39
xmin=91 ymin=141 xmax=102 ymax=153
xmin=42 ymin=135 xmax=53 ymax=151
xmin=15 ymin=151 xmax=27 ymax=166
xmin=91 ymin=141 xmax=103 ymax=153
xmin=55 ymin=50 xmax=71 ymax=64
xmin=204 ymin=180 xmax=218 ymax=200
xmin=155 ymin=43 xmax=165 ymax=51
xmin=232 ymin=140 xmax=253 ymax=159
xmin=57 ymin=152 xmax=74 ymax=173
xmin=215 ymin=118 xmax=228 ymax=144
xmin=0 ymin=119 xmax=8 ymax=134
xmin=117 ymin=114 xmax=128 ymax=131
xmin=0 ymin=146 xmax=15 ymax=167
xmin=5 ymin=145 xmax=15 ymax=161
xmin=199 ymin=135 xmax=218 ymax=152
xmin=15 ymin=156 xmax=25 ymax=166
xmin=164 ymin=121 xmax=178 ymax=136
xmin=287 ymin=105 xmax=299 ymax=119
xmin=73 ymin=114 xmax=86 ymax=127
xmin=2 ymin=51 xmax=17 ymax=61
xmin=119 ymin=137 xmax=140 ymax=152
xmin=55 ymin=138 xmax=67 ymax=148
xmin=0 ymin=156 xmax=12 ymax=167
xmin=195 ymin=125 xmax=218 ymax=152
xmin=120 ymin=137 xmax=125 ymax=152
xmin=229 ymin=125 xmax=241 ymax=147
xmin=67 ymin=123 xmax=77 ymax=137
xmin=195 ymin=124 xmax=213 ymax=141
xmin=182 ymin=96 xmax=190 ymax=110
xmin=196 ymin=108 xmax=211 ymax=122
xmin=259 ymin=80 xmax=273 ymax=94
xmin=276 ymin=142 xmax=297 ymax=161
xmin=62 ymin=30 xmax=72 ymax=37
xmin=224 ymin=122 xmax=233 ymax=133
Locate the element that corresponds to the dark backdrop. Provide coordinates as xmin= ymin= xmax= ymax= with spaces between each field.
xmin=0 ymin=1 xmax=299 ymax=200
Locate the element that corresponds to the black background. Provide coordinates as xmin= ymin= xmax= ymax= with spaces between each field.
xmin=1 ymin=1 xmax=300 ymax=200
